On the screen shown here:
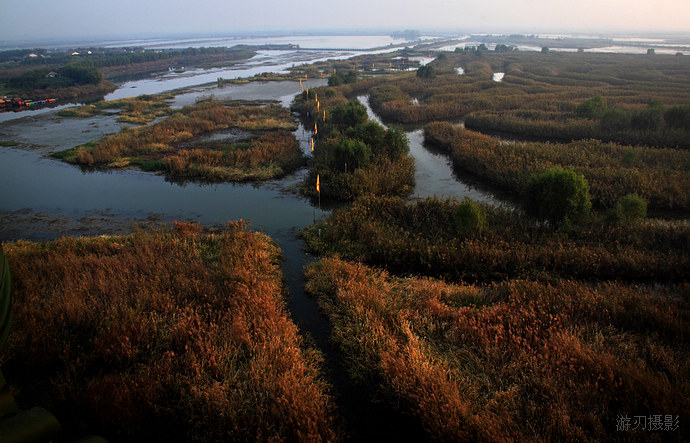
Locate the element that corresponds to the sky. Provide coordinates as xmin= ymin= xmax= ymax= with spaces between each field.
xmin=1 ymin=0 xmax=689 ymax=44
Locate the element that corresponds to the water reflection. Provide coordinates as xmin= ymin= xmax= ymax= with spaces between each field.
xmin=356 ymin=95 xmax=506 ymax=206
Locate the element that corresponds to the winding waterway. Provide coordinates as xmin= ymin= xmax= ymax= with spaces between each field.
xmin=0 ymin=54 xmax=505 ymax=440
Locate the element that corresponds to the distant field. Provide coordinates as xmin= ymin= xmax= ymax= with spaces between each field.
xmin=360 ymin=51 xmax=690 ymax=148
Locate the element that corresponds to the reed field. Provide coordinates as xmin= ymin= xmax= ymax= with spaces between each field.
xmin=2 ymin=223 xmax=336 ymax=442
xmin=53 ymin=99 xmax=304 ymax=182
xmin=4 ymin=48 xmax=689 ymax=441
xmin=363 ymin=51 xmax=690 ymax=148
xmin=304 ymin=196 xmax=690 ymax=283
xmin=305 ymin=257 xmax=689 ymax=441
xmin=424 ymin=122 xmax=690 ymax=212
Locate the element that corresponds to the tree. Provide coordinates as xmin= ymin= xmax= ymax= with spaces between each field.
xmin=631 ymin=106 xmax=663 ymax=131
xmin=523 ymin=168 xmax=592 ymax=227
xmin=62 ymin=63 xmax=103 ymax=85
xmin=332 ymin=138 xmax=371 ymax=170
xmin=576 ymin=95 xmax=607 ymax=119
xmin=600 ymin=108 xmax=630 ymax=132
xmin=664 ymin=105 xmax=690 ymax=130
xmin=382 ymin=126 xmax=409 ymax=159
xmin=330 ymin=101 xmax=368 ymax=129
xmin=416 ymin=64 xmax=436 ymax=79
xmin=613 ymin=194 xmax=647 ymax=225
xmin=328 ymin=70 xmax=358 ymax=86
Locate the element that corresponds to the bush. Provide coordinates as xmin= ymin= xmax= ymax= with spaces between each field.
xmin=62 ymin=63 xmax=103 ymax=85
xmin=332 ymin=138 xmax=371 ymax=170
xmin=613 ymin=194 xmax=647 ymax=224
xmin=576 ymin=95 xmax=607 ymax=119
xmin=664 ymin=105 xmax=690 ymax=130
xmin=329 ymin=101 xmax=368 ymax=129
xmin=523 ymin=168 xmax=592 ymax=227
xmin=631 ymin=109 xmax=663 ymax=131
xmin=600 ymin=108 xmax=630 ymax=132
xmin=416 ymin=65 xmax=436 ymax=79
xmin=453 ymin=197 xmax=487 ymax=237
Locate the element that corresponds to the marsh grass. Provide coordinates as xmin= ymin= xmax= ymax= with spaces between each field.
xmin=2 ymin=222 xmax=336 ymax=442
xmin=424 ymin=122 xmax=690 ymax=212
xmin=305 ymin=257 xmax=690 ymax=441
xmin=54 ymin=100 xmax=302 ymax=182
xmin=362 ymin=51 xmax=690 ymax=148
xmin=304 ymin=196 xmax=690 ymax=283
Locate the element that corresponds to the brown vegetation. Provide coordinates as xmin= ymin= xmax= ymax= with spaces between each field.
xmin=58 ymin=93 xmax=175 ymax=124
xmin=165 ymin=130 xmax=305 ymax=182
xmin=424 ymin=122 xmax=690 ymax=211
xmin=305 ymin=257 xmax=690 ymax=441
xmin=54 ymin=100 xmax=303 ymax=182
xmin=363 ymin=51 xmax=690 ymax=148
xmin=2 ymin=222 xmax=336 ymax=442
xmin=304 ymin=196 xmax=690 ymax=283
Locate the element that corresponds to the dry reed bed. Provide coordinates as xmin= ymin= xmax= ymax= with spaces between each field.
xmin=54 ymin=100 xmax=303 ymax=182
xmin=305 ymin=257 xmax=690 ymax=441
xmin=304 ymin=196 xmax=690 ymax=283
xmin=2 ymin=222 xmax=336 ymax=441
xmin=424 ymin=122 xmax=690 ymax=211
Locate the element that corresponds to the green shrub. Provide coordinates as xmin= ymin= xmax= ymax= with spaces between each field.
xmin=600 ymin=108 xmax=630 ymax=132
xmin=416 ymin=65 xmax=436 ymax=79
xmin=523 ymin=168 xmax=592 ymax=227
xmin=664 ymin=105 xmax=690 ymax=130
xmin=329 ymin=101 xmax=368 ymax=129
xmin=613 ymin=194 xmax=647 ymax=224
xmin=576 ymin=95 xmax=607 ymax=119
xmin=332 ymin=138 xmax=371 ymax=170
xmin=453 ymin=197 xmax=487 ymax=237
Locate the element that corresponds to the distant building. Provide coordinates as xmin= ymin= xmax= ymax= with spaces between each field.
xmin=46 ymin=71 xmax=58 ymax=78
xmin=71 ymin=51 xmax=80 ymax=56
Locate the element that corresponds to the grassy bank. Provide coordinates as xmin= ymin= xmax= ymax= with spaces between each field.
xmin=2 ymin=222 xmax=336 ymax=441
xmin=304 ymin=196 xmax=690 ymax=283
xmin=305 ymin=257 xmax=689 ymax=441
xmin=57 ymin=93 xmax=175 ymax=124
xmin=54 ymin=99 xmax=304 ymax=182
xmin=424 ymin=122 xmax=690 ymax=212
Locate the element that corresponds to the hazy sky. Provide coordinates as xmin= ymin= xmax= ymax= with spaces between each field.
xmin=1 ymin=0 xmax=689 ymax=43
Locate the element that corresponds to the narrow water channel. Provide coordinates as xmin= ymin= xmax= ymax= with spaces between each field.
xmin=1 ymin=80 xmax=508 ymax=440
xmin=356 ymin=95 xmax=504 ymax=205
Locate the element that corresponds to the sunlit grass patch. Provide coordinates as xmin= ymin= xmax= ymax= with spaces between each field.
xmin=305 ymin=257 xmax=690 ymax=441
xmin=3 ymin=223 xmax=337 ymax=441
xmin=53 ymin=100 xmax=303 ymax=182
